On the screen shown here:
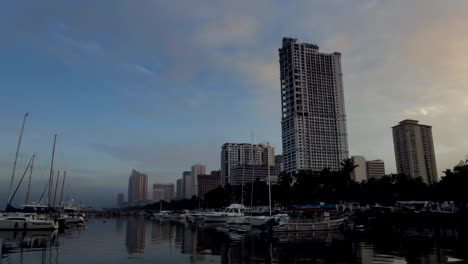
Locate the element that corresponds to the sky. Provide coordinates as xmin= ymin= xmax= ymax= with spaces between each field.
xmin=1 ymin=0 xmax=468 ymax=207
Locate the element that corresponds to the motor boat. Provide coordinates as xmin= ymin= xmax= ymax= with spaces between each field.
xmin=0 ymin=214 xmax=59 ymax=230
xmin=203 ymin=204 xmax=245 ymax=223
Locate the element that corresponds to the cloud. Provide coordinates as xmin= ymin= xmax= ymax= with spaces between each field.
xmin=3 ymin=0 xmax=468 ymax=206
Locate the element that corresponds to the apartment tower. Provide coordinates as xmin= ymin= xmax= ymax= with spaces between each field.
xmin=128 ymin=169 xmax=148 ymax=206
xmin=392 ymin=119 xmax=438 ymax=184
xmin=221 ymin=143 xmax=275 ymax=185
xmin=279 ymin=37 xmax=348 ymax=175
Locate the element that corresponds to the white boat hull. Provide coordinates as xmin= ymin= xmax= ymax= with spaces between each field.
xmin=203 ymin=215 xmax=229 ymax=223
xmin=272 ymin=218 xmax=346 ymax=232
xmin=226 ymin=216 xmax=249 ymax=225
xmin=0 ymin=219 xmax=58 ymax=230
xmin=63 ymin=217 xmax=84 ymax=224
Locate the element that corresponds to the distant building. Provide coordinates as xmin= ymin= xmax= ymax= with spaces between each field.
xmin=117 ymin=193 xmax=125 ymax=208
xmin=230 ymin=164 xmax=276 ymax=186
xmin=182 ymin=171 xmax=192 ymax=199
xmin=176 ymin=178 xmax=182 ymax=200
xmin=198 ymin=170 xmax=221 ymax=199
xmin=128 ymin=170 xmax=148 ymax=206
xmin=366 ymin=160 xmax=386 ymax=179
xmin=221 ymin=143 xmax=275 ymax=185
xmin=274 ymin=155 xmax=284 ymax=177
xmin=279 ymin=37 xmax=348 ymax=175
xmin=153 ymin=183 xmax=175 ymax=202
xmin=191 ymin=163 xmax=206 ymax=197
xmin=392 ymin=119 xmax=438 ymax=184
xmin=351 ymin=156 xmax=367 ymax=182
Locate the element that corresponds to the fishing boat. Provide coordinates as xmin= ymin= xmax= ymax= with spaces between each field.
xmin=0 ymin=214 xmax=58 ymax=230
xmin=203 ymin=204 xmax=245 ymax=223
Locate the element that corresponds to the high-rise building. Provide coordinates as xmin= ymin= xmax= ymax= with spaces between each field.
xmin=230 ymin=164 xmax=277 ymax=186
xmin=128 ymin=169 xmax=148 ymax=206
xmin=191 ymin=163 xmax=206 ymax=197
xmin=351 ymin=156 xmax=367 ymax=182
xmin=274 ymin=155 xmax=284 ymax=176
xmin=176 ymin=178 xmax=182 ymax=200
xmin=183 ymin=171 xmax=192 ymax=199
xmin=153 ymin=183 xmax=175 ymax=202
xmin=366 ymin=159 xmax=386 ymax=179
xmin=198 ymin=170 xmax=221 ymax=199
xmin=279 ymin=37 xmax=349 ymax=175
xmin=392 ymin=119 xmax=438 ymax=184
xmin=221 ymin=143 xmax=275 ymax=185
xmin=117 ymin=193 xmax=125 ymax=208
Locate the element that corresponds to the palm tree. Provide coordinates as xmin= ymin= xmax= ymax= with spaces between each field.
xmin=341 ymin=158 xmax=358 ymax=181
xmin=340 ymin=158 xmax=358 ymax=195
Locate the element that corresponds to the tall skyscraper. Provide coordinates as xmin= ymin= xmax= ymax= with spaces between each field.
xmin=279 ymin=37 xmax=348 ymax=175
xmin=191 ymin=163 xmax=206 ymax=197
xmin=127 ymin=169 xmax=148 ymax=206
xmin=182 ymin=171 xmax=192 ymax=199
xmin=366 ymin=159 xmax=386 ymax=179
xmin=197 ymin=170 xmax=221 ymax=199
xmin=176 ymin=178 xmax=182 ymax=200
xmin=117 ymin=193 xmax=125 ymax=208
xmin=221 ymin=143 xmax=275 ymax=185
xmin=351 ymin=156 xmax=367 ymax=182
xmin=153 ymin=183 xmax=175 ymax=202
xmin=392 ymin=119 xmax=438 ymax=184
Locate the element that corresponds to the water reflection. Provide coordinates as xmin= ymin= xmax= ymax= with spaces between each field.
xmin=0 ymin=218 xmax=466 ymax=263
xmin=125 ymin=216 xmax=146 ymax=254
xmin=0 ymin=230 xmax=59 ymax=264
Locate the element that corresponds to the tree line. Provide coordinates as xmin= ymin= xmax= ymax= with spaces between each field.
xmin=141 ymin=158 xmax=468 ymax=211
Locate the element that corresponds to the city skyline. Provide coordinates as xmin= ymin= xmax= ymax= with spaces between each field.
xmin=2 ymin=1 xmax=468 ymax=207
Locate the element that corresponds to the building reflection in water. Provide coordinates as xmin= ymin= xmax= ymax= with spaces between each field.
xmin=115 ymin=217 xmax=124 ymax=234
xmin=126 ymin=217 xmax=146 ymax=254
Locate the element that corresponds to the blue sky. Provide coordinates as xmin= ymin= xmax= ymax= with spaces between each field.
xmin=1 ymin=0 xmax=468 ymax=207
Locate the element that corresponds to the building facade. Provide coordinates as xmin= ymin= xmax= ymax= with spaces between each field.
xmin=198 ymin=170 xmax=221 ymax=199
xmin=279 ymin=37 xmax=348 ymax=175
xmin=191 ymin=163 xmax=206 ymax=197
xmin=182 ymin=171 xmax=192 ymax=199
xmin=366 ymin=160 xmax=386 ymax=179
xmin=229 ymin=164 xmax=277 ymax=186
xmin=221 ymin=143 xmax=275 ymax=185
xmin=176 ymin=178 xmax=182 ymax=200
xmin=153 ymin=183 xmax=175 ymax=202
xmin=274 ymin=155 xmax=284 ymax=176
xmin=117 ymin=193 xmax=125 ymax=208
xmin=351 ymin=156 xmax=367 ymax=182
xmin=392 ymin=119 xmax=438 ymax=184
xmin=127 ymin=169 xmax=148 ymax=206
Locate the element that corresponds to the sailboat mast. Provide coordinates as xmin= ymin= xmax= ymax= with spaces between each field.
xmin=25 ymin=154 xmax=35 ymax=204
xmin=53 ymin=170 xmax=60 ymax=208
xmin=7 ymin=112 xmax=28 ymax=206
xmin=59 ymin=170 xmax=66 ymax=208
xmin=48 ymin=134 xmax=57 ymax=207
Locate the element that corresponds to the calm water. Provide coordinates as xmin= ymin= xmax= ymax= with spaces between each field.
xmin=0 ymin=217 xmax=467 ymax=263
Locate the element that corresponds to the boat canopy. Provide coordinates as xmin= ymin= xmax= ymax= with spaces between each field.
xmin=289 ymin=204 xmax=338 ymax=211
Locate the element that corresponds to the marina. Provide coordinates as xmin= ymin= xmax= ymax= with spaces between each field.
xmin=0 ymin=216 xmax=467 ymax=263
